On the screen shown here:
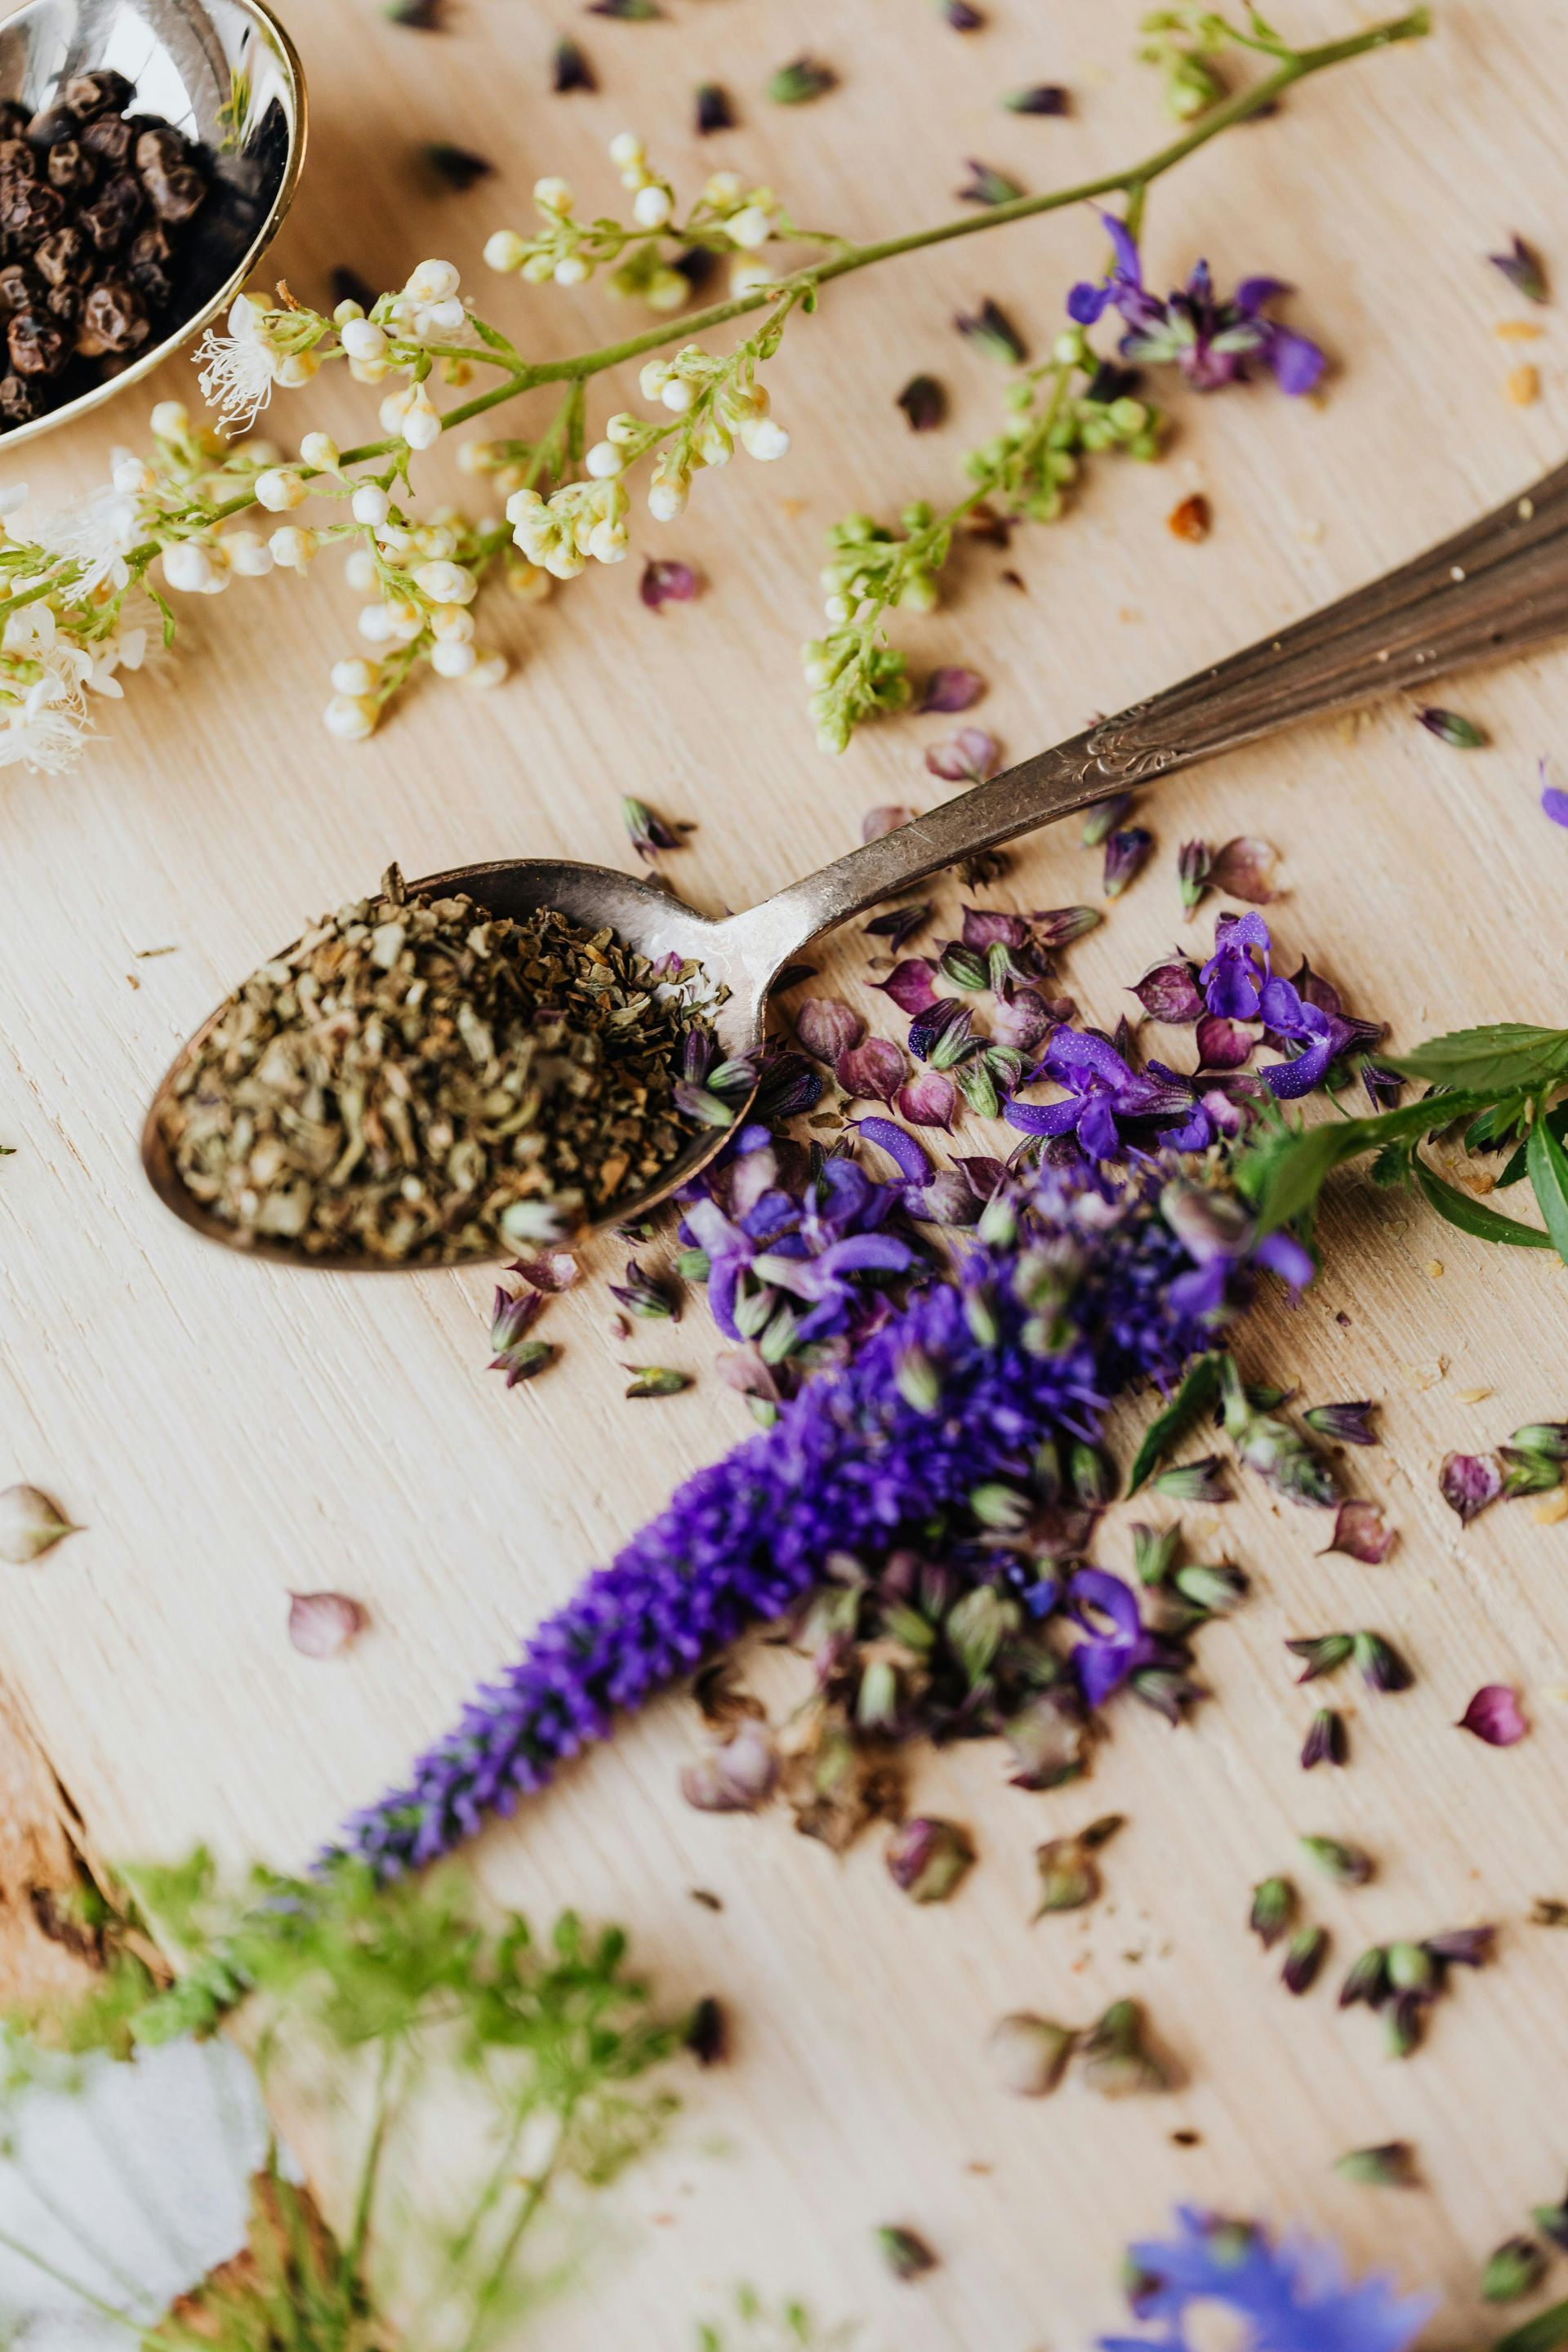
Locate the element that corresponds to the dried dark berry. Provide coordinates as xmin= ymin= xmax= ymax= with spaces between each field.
xmin=33 ymin=225 xmax=91 ymax=287
xmin=125 ymin=221 xmax=174 ymax=306
xmin=3 ymin=177 xmax=65 ymax=243
xmin=329 ymin=263 xmax=376 ymax=313
xmin=8 ymin=310 xmax=69 ymax=376
xmin=25 ymin=104 xmax=80 ymax=148
xmin=44 ymin=280 xmax=81 ymax=330
xmin=0 ymin=102 xmax=28 ymax=143
xmin=0 ymin=262 xmax=38 ymax=314
xmin=136 ymin=127 xmax=204 ymax=225
xmin=80 ymin=111 xmax=133 ymax=167
xmin=75 ymin=276 xmax=149 ymax=356
xmin=0 ymin=372 xmax=36 ymax=424
xmin=62 ymin=69 xmax=136 ymax=119
xmin=0 ymin=137 xmax=40 ymax=192
xmin=47 ymin=140 xmax=99 ymax=196
xmin=80 ymin=171 xmax=142 ymax=250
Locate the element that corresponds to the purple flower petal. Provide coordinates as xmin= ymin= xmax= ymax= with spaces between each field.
xmin=1196 ymin=1012 xmax=1254 ymax=1070
xmin=1540 ymin=760 xmax=1568 ymax=829
xmin=836 ymin=1036 xmax=906 ymax=1104
xmin=1457 ymin=1684 xmax=1527 ymax=1747
xmin=991 ymin=986 xmax=1058 ymax=1053
xmin=1209 ymin=835 xmax=1279 ymax=903
xmin=862 ymin=804 xmax=915 ymax=844
xmin=926 ymin=726 xmax=1000 ymax=783
xmin=1321 ymin=1499 xmax=1396 ymax=1566
xmin=960 ymin=905 xmax=1031 ymax=951
xmin=1439 ymin=1451 xmax=1503 ymax=1526
xmin=919 ymin=666 xmax=985 ymax=715
xmin=897 ymin=1072 xmax=958 ymax=1130
xmin=853 ymin=1116 xmax=930 ymax=1182
xmin=795 ymin=997 xmax=864 ymax=1061
xmin=1004 ymin=1094 xmax=1080 ymax=1138
xmin=871 ymin=958 xmax=939 ymax=1015
xmin=903 ymin=1169 xmax=982 ymax=1224
xmin=639 ymin=558 xmax=699 ymax=611
xmin=1264 ymin=322 xmax=1327 ymax=396
xmin=1132 ymin=958 xmax=1204 ymax=1025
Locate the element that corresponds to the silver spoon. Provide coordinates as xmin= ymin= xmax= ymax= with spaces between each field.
xmin=143 ymin=458 xmax=1568 ymax=1267
xmin=0 ymin=0 xmax=304 ymax=452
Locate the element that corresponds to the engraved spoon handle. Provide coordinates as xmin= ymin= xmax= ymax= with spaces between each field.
xmin=734 ymin=460 xmax=1568 ymax=977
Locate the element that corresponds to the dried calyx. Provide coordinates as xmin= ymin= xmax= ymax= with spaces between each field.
xmin=158 ymin=867 xmax=724 ymax=1263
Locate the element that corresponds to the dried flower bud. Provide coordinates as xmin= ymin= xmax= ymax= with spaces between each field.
xmin=1173 ymin=1561 xmax=1248 ymax=1615
xmin=1300 ymin=1834 xmax=1374 ymax=1888
xmin=874 ymin=2225 xmax=938 ymax=2283
xmin=684 ymin=1994 xmax=727 ymax=2065
xmin=1322 ymin=1499 xmax=1396 ymax=1565
xmin=1177 ymin=839 xmax=1212 ymax=913
xmin=1080 ymin=795 xmax=1131 ymax=849
xmin=1481 ymin=2239 xmax=1548 ymax=2305
xmin=1439 ymin=1450 xmax=1503 ymax=1524
xmin=1003 ymin=1690 xmax=1087 ymax=1790
xmin=767 ymin=55 xmax=837 ymax=105
xmin=1281 ymin=1924 xmax=1329 ymax=1996
xmin=0 ymin=1483 xmax=80 ymax=1564
xmin=679 ymin=1717 xmax=779 ymax=1813
xmin=987 ymin=2011 xmax=1073 ymax=2096
xmin=287 ymin=1591 xmax=367 ymax=1658
xmin=894 ymin=1343 xmax=942 ymax=1414
xmin=1103 ymin=826 xmax=1154 ymax=899
xmin=1152 ymin=1455 xmax=1229 ymax=1504
xmin=1352 ymin=1630 xmax=1413 ymax=1694
xmin=609 ymin=1258 xmax=679 ymax=1321
xmin=1490 ymin=234 xmax=1548 ymax=304
xmin=1303 ymin=1400 xmax=1379 ymax=1446
xmin=624 ymin=1365 xmax=693 ymax=1397
xmin=954 ymin=297 xmax=1025 ymax=367
xmin=1033 ymin=1822 xmax=1116 ymax=1916
xmin=896 ymin=372 xmax=945 ymax=431
xmin=1339 ymin=1945 xmax=1390 ymax=2010
xmin=1334 ymin=2142 xmax=1418 ymax=2189
xmin=1386 ymin=1940 xmax=1436 ymax=1994
xmin=1533 ymin=2194 xmax=1568 ymax=2255
xmin=1423 ymin=1923 xmax=1496 ymax=1968
xmin=1384 ymin=1990 xmax=1426 ymax=2060
xmin=1458 ymin=1683 xmax=1527 ymax=1746
xmin=1077 ymin=1998 xmax=1169 ymax=2096
xmin=1416 ymin=706 xmax=1488 ymax=749
xmin=1300 ymin=1708 xmax=1348 ymax=1771
xmin=885 ymin=1815 xmax=975 ymax=1903
xmin=1286 ymin=1632 xmax=1353 ymax=1683
xmin=1511 ymin=1421 xmax=1568 ymax=1460
xmin=1131 ymin=1521 xmax=1181 ymax=1587
xmin=1250 ymin=1875 xmax=1296 ymax=1950
xmin=1501 ymin=1445 xmax=1564 ymax=1498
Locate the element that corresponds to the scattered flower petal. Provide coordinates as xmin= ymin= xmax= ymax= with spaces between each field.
xmin=640 ymin=558 xmax=699 ymax=612
xmin=897 ymin=1072 xmax=958 ymax=1130
xmin=1458 ymin=1683 xmax=1527 ymax=1746
xmin=795 ymin=996 xmax=864 ymax=1062
xmin=926 ymin=725 xmax=1000 ymax=782
xmin=1323 ymin=1499 xmax=1396 ymax=1565
xmin=1439 ymin=1450 xmax=1503 ymax=1524
xmin=288 ymin=1591 xmax=367 ymax=1658
xmin=680 ymin=1716 xmax=779 ymax=1811
xmin=862 ymin=804 xmax=915 ymax=843
xmin=837 ymin=1036 xmax=906 ymax=1103
xmin=853 ymin=1116 xmax=929 ymax=1182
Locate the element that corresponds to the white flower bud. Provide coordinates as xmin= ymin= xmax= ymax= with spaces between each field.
xmin=730 ymin=259 xmax=774 ymax=298
xmin=412 ymin=559 xmax=476 ymax=605
xmin=430 ymin=603 xmax=475 ymax=644
xmin=341 ymin=316 xmax=388 ymax=363
xmin=508 ymin=561 xmax=552 ymax=603
xmin=430 ymin=637 xmax=478 ymax=678
xmin=647 ymin=466 xmax=688 ymax=522
xmin=608 ymin=131 xmax=645 ymax=170
xmin=345 ymin=547 xmax=379 ymax=592
xmin=465 ymin=649 xmax=508 ymax=689
xmin=150 ymin=399 xmax=189 ymax=440
xmin=332 ymin=656 xmax=380 ymax=695
xmin=506 ymin=486 xmax=545 ymax=526
xmin=405 ymin=257 xmax=460 ymax=302
xmin=332 ymin=296 xmax=366 ymax=324
xmin=111 ymin=453 xmax=154 ymax=495
xmin=725 ymin=204 xmax=773 ymax=250
xmin=351 ymin=483 xmax=392 ymax=528
xmin=588 ymin=518 xmax=629 ymax=564
xmin=324 ymin=693 xmax=379 ymax=741
xmin=402 ymin=387 xmax=442 ymax=450
xmin=376 ymin=524 xmax=413 ymax=557
xmin=822 ymin=594 xmax=850 ymax=626
xmin=533 ymin=176 xmax=573 ymax=216
xmin=553 ymin=253 xmax=590 ymax=287
xmin=660 ymin=376 xmax=696 ymax=413
xmin=418 ymin=296 xmax=466 ymax=336
xmin=703 ymin=171 xmax=743 ymax=207
xmin=483 ymin=229 xmax=528 ymax=274
xmin=693 ymin=417 xmax=733 ymax=468
xmin=300 ymin=431 xmax=340 ymax=472
xmin=521 ymin=252 xmax=555 ymax=283
xmin=639 ymin=360 xmax=672 ymax=399
xmin=644 ymin=268 xmax=688 ymax=313
xmin=416 ymin=523 xmax=458 ymax=560
xmin=269 ymin=525 xmax=318 ymax=571
xmin=632 ymin=184 xmax=673 ymax=229
xmin=378 ymin=385 xmax=416 ymax=434
xmin=163 ymin=540 xmax=216 ymax=592
xmin=584 ymin=439 xmax=624 ymax=479
xmin=254 ymin=466 xmax=306 ymax=512
xmin=358 ymin=602 xmax=395 ymax=642
xmin=543 ymin=541 xmax=586 ymax=579
xmin=740 ymin=414 xmax=791 ymax=461
xmin=223 ymin=528 xmax=274 ymax=577
xmin=348 ymin=355 xmax=390 ymax=385
xmin=605 ymin=412 xmax=642 ymax=446
xmin=277 ymin=351 xmax=318 ymax=388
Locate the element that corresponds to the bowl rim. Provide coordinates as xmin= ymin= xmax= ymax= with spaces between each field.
xmin=0 ymin=0 xmax=308 ymax=455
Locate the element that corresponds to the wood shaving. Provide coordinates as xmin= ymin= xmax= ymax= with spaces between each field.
xmin=1505 ymin=364 xmax=1540 ymax=406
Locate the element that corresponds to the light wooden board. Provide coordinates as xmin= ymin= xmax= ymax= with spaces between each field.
xmin=6 ymin=0 xmax=1568 ymax=2341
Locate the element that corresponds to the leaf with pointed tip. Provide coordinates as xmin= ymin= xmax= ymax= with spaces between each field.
xmin=1387 ymin=1024 xmax=1568 ymax=1096
xmin=1529 ymin=1116 xmax=1568 ymax=1268
xmin=1128 ymin=1352 xmax=1224 ymax=1493
xmin=1492 ymin=2301 xmax=1568 ymax=2352
xmin=1413 ymin=1159 xmax=1554 ymax=1250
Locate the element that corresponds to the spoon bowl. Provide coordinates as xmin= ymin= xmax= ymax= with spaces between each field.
xmin=0 ymin=0 xmax=305 ymax=452
xmin=143 ymin=456 xmax=1568 ymax=1267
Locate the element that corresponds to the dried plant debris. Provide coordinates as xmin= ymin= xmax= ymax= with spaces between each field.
xmin=158 ymin=866 xmax=720 ymax=1262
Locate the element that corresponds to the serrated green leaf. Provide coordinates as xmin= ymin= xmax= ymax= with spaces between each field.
xmin=1528 ymin=1116 xmax=1568 ymax=1267
xmin=1413 ymin=1159 xmax=1555 ymax=1250
xmin=1127 ymin=1351 xmax=1223 ymax=1493
xmin=1387 ymin=1024 xmax=1568 ymax=1096
xmin=1236 ymin=1094 xmax=1492 ymax=1236
xmin=1499 ymin=1098 xmax=1568 ymax=1187
xmin=1493 ymin=2299 xmax=1568 ymax=2352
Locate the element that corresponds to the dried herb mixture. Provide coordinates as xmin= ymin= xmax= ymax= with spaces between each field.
xmin=158 ymin=866 xmax=719 ymax=1261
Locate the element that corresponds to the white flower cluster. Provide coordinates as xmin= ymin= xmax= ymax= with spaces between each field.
xmin=195 ymin=292 xmax=323 ymax=432
xmin=0 ymin=482 xmax=148 ymax=774
xmin=194 ymin=260 xmax=472 ymax=441
xmin=327 ymin=505 xmax=508 ymax=741
xmin=504 ymin=478 xmax=629 ymax=578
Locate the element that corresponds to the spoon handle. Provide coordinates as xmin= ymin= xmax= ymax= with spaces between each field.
xmin=737 ymin=457 xmax=1568 ymax=975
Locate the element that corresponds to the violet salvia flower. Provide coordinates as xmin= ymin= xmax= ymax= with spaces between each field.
xmin=1004 ymin=1028 xmax=1210 ymax=1161
xmin=332 ymin=1159 xmax=1262 ymax=1875
xmin=1200 ymin=911 xmax=1272 ymax=1021
xmin=1066 ymin=1566 xmax=1169 ymax=1708
xmin=1069 ymin=213 xmax=1327 ymax=398
xmin=1099 ymin=2205 xmax=1432 ymax=2352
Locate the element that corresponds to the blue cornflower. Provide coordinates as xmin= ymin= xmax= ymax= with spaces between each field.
xmin=1069 ymin=213 xmax=1326 ymax=396
xmin=1100 ymin=2207 xmax=1432 ymax=2352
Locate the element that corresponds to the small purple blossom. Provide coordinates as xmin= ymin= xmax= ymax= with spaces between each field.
xmin=1539 ymin=758 xmax=1568 ymax=828
xmin=1005 ymin=1028 xmax=1210 ymax=1162
xmin=1067 ymin=1567 xmax=1164 ymax=1709
xmin=1099 ymin=2206 xmax=1432 ymax=2352
xmin=1069 ymin=213 xmax=1327 ymax=397
xmin=1201 ymin=911 xmax=1271 ymax=1021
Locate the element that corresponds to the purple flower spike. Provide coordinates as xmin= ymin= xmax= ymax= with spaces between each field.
xmin=897 ymin=1072 xmax=958 ymax=1130
xmin=1322 ymin=1499 xmax=1396 ymax=1565
xmin=1069 ymin=214 xmax=1328 ymax=397
xmin=853 ymin=1116 xmax=930 ymax=1182
xmin=1132 ymin=958 xmax=1204 ymax=1026
xmin=926 ymin=726 xmax=1000 ymax=784
xmin=919 ymin=665 xmax=985 ymax=715
xmin=873 ymin=958 xmax=940 ymax=1015
xmin=1439 ymin=1450 xmax=1503 ymax=1525
xmin=837 ymin=1036 xmax=906 ymax=1104
xmin=1458 ymin=1683 xmax=1527 ymax=1747
xmin=1104 ymin=826 xmax=1154 ymax=898
xmin=795 ymin=996 xmax=864 ymax=1062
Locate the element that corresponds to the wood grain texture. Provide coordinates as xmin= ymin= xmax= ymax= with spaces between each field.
xmin=2 ymin=0 xmax=1568 ymax=2341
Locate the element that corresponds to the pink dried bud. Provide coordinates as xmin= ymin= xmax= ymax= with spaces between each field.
xmin=0 ymin=1484 xmax=80 ymax=1565
xmin=679 ymin=1716 xmax=779 ymax=1812
xmin=287 ymin=1591 xmax=368 ymax=1658
xmin=1457 ymin=1683 xmax=1527 ymax=1747
xmin=885 ymin=1815 xmax=975 ymax=1903
xmin=795 ymin=996 xmax=865 ymax=1061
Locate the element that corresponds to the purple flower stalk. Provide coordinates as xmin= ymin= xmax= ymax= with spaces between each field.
xmin=1100 ymin=2206 xmax=1432 ymax=2352
xmin=332 ymin=1159 xmax=1277 ymax=1876
xmin=1069 ymin=214 xmax=1327 ymax=397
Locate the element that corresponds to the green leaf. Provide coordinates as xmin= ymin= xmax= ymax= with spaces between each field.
xmin=1528 ymin=1116 xmax=1568 ymax=1267
xmin=1499 ymin=1098 xmax=1568 ymax=1188
xmin=1235 ymin=1093 xmax=1491 ymax=1236
xmin=1493 ymin=2300 xmax=1568 ymax=2352
xmin=1387 ymin=1024 xmax=1568 ymax=1096
xmin=1413 ymin=1159 xmax=1555 ymax=1250
xmin=147 ymin=585 xmax=177 ymax=650
xmin=1127 ymin=1351 xmax=1223 ymax=1493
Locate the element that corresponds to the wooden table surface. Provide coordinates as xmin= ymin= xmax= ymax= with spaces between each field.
xmin=4 ymin=0 xmax=1568 ymax=2341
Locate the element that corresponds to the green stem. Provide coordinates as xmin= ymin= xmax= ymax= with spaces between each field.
xmin=345 ymin=2039 xmax=396 ymax=2282
xmin=451 ymin=2132 xmax=564 ymax=2352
